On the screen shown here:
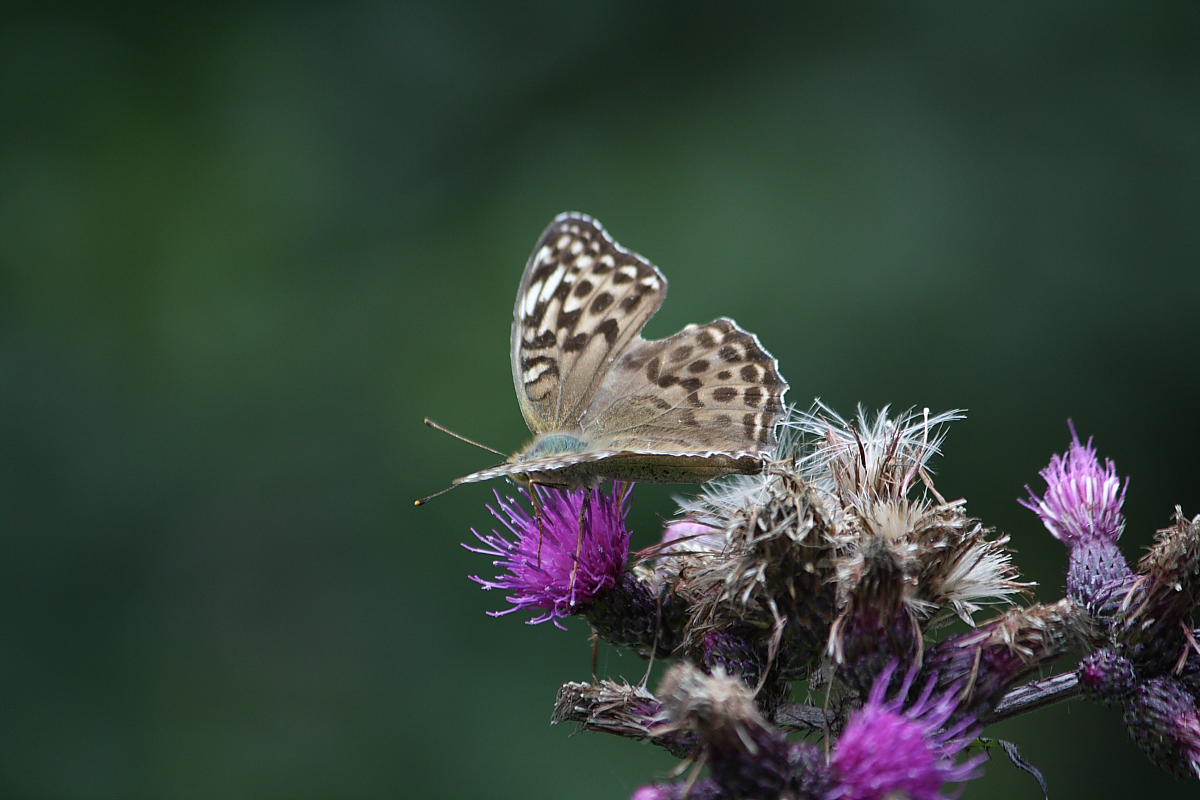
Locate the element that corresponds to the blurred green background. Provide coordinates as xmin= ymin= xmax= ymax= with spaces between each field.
xmin=3 ymin=3 xmax=1199 ymax=798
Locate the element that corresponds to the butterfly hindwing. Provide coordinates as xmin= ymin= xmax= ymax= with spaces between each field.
xmin=581 ymin=317 xmax=788 ymax=456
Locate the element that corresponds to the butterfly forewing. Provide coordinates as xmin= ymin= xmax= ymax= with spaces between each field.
xmin=581 ymin=317 xmax=788 ymax=455
xmin=511 ymin=213 xmax=668 ymax=434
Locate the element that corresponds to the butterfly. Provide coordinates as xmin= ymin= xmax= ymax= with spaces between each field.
xmin=420 ymin=212 xmax=788 ymax=500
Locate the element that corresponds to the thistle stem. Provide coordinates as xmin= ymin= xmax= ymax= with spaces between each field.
xmin=982 ymin=672 xmax=1082 ymax=724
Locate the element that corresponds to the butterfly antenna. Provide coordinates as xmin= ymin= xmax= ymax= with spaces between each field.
xmin=414 ymin=484 xmax=458 ymax=507
xmin=422 ymin=418 xmax=507 ymax=457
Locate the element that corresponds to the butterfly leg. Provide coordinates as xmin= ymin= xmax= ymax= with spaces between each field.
xmin=530 ymin=482 xmax=546 ymax=567
xmin=567 ymin=488 xmax=590 ymax=604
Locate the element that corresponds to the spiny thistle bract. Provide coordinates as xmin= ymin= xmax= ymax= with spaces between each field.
xmin=461 ymin=405 xmax=1200 ymax=796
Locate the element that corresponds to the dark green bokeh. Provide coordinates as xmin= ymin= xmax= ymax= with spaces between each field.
xmin=3 ymin=3 xmax=1198 ymax=798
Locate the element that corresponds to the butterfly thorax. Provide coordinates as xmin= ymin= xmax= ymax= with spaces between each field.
xmin=517 ymin=432 xmax=588 ymax=461
xmin=507 ymin=432 xmax=611 ymax=489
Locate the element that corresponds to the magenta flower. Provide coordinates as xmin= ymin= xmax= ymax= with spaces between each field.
xmin=629 ymin=782 xmax=720 ymax=800
xmin=464 ymin=483 xmax=632 ymax=628
xmin=1021 ymin=423 xmax=1134 ymax=611
xmin=1020 ymin=422 xmax=1128 ymax=547
xmin=827 ymin=663 xmax=985 ymax=800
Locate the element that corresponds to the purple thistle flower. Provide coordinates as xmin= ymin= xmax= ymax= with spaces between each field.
xmin=1020 ymin=421 xmax=1128 ymax=547
xmin=827 ymin=663 xmax=985 ymax=800
xmin=1021 ymin=423 xmax=1133 ymax=611
xmin=629 ymin=780 xmax=722 ymax=800
xmin=464 ymin=483 xmax=632 ymax=628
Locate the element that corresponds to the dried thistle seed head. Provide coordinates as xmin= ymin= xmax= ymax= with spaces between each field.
xmin=828 ymin=527 xmax=919 ymax=684
xmin=670 ymin=467 xmax=840 ymax=669
xmin=1119 ymin=509 xmax=1200 ymax=671
xmin=834 ymin=497 xmax=1027 ymax=627
xmin=785 ymin=403 xmax=964 ymax=507
xmin=913 ymin=512 xmax=1031 ymax=624
xmin=657 ymin=662 xmax=793 ymax=798
xmin=552 ymin=679 xmax=695 ymax=758
xmin=923 ymin=600 xmax=1090 ymax=717
xmin=659 ymin=661 xmax=766 ymax=736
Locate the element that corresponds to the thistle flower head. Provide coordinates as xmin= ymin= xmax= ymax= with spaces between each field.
xmin=629 ymin=780 xmax=722 ymax=800
xmin=828 ymin=663 xmax=985 ymax=800
xmin=787 ymin=402 xmax=963 ymax=507
xmin=1119 ymin=509 xmax=1200 ymax=668
xmin=659 ymin=518 xmax=727 ymax=558
xmin=1021 ymin=422 xmax=1128 ymax=547
xmin=464 ymin=483 xmax=632 ymax=628
xmin=923 ymin=600 xmax=1088 ymax=717
xmin=657 ymin=663 xmax=792 ymax=798
xmin=1078 ymin=648 xmax=1137 ymax=706
xmin=670 ymin=467 xmax=840 ymax=667
xmin=1124 ymin=675 xmax=1200 ymax=779
xmin=836 ymin=497 xmax=1027 ymax=628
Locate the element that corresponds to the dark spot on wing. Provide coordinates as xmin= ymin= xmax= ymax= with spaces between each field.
xmin=687 ymin=359 xmax=709 ymax=374
xmin=525 ymin=330 xmax=558 ymax=348
xmin=670 ymin=345 xmax=693 ymax=363
xmin=562 ymin=332 xmax=589 ymax=352
xmin=717 ymin=370 xmax=732 ymax=380
xmin=645 ymin=356 xmax=661 ymax=382
xmin=652 ymin=398 xmax=672 ymax=410
xmin=685 ymin=392 xmax=704 ymax=408
xmin=620 ymin=293 xmax=643 ymax=312
xmin=713 ymin=387 xmax=738 ymax=403
xmin=520 ymin=355 xmax=555 ymax=369
xmin=591 ymin=292 xmax=614 ymax=314
xmin=743 ymin=412 xmax=758 ymax=442
xmin=679 ymin=409 xmax=699 ymax=427
xmin=595 ymin=318 xmax=619 ymax=345
xmin=658 ymin=374 xmax=679 ymax=388
xmin=612 ymin=268 xmax=635 ymax=285
xmin=558 ymin=309 xmax=582 ymax=331
xmin=719 ymin=345 xmax=742 ymax=362
xmin=573 ymin=279 xmax=594 ymax=297
xmin=679 ymin=378 xmax=701 ymax=392
xmin=740 ymin=364 xmax=759 ymax=383
xmin=744 ymin=386 xmax=764 ymax=408
xmin=697 ymin=330 xmax=716 ymax=348
xmin=716 ymin=414 xmax=732 ymax=426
